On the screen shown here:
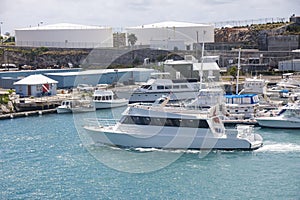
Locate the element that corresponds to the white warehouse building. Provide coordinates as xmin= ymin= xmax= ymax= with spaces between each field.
xmin=126 ymin=21 xmax=214 ymax=50
xmin=15 ymin=23 xmax=113 ymax=48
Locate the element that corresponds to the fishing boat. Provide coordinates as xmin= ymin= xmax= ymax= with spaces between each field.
xmin=84 ymin=97 xmax=263 ymax=150
xmin=93 ymin=90 xmax=128 ymax=109
xmin=255 ymin=102 xmax=300 ymax=129
xmin=57 ymin=99 xmax=95 ymax=114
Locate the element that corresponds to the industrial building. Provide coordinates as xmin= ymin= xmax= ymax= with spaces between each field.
xmin=126 ymin=21 xmax=214 ymax=50
xmin=163 ymin=55 xmax=221 ymax=81
xmin=0 ymin=68 xmax=155 ymax=89
xmin=0 ymin=68 xmax=80 ymax=89
xmin=278 ymin=59 xmax=300 ymax=71
xmin=45 ymin=68 xmax=156 ymax=88
xmin=15 ymin=23 xmax=113 ymax=48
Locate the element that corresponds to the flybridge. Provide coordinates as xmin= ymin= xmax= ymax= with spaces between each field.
xmin=225 ymin=94 xmax=260 ymax=105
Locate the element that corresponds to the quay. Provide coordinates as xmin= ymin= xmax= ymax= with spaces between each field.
xmin=0 ymin=108 xmax=57 ymax=120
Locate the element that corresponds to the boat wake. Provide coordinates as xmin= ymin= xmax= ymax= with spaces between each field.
xmin=255 ymin=142 xmax=300 ymax=153
xmin=133 ymin=147 xmax=201 ymax=154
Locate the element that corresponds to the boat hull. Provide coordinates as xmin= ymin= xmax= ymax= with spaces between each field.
xmin=94 ymin=99 xmax=128 ymax=109
xmin=256 ymin=117 xmax=300 ymax=129
xmin=85 ymin=124 xmax=262 ymax=150
xmin=57 ymin=106 xmax=95 ymax=114
xmin=128 ymin=91 xmax=198 ymax=103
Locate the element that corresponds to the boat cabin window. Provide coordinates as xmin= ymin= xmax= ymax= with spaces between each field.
xmin=165 ymin=85 xmax=172 ymax=90
xmin=173 ymin=85 xmax=180 ymax=89
xmin=180 ymin=85 xmax=188 ymax=89
xmin=157 ymin=85 xmax=164 ymax=90
xmin=121 ymin=116 xmax=209 ymax=128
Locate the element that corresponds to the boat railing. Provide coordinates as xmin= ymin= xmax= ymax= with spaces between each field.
xmin=225 ymin=125 xmax=254 ymax=139
xmin=236 ymin=125 xmax=254 ymax=138
xmin=84 ymin=118 xmax=118 ymax=127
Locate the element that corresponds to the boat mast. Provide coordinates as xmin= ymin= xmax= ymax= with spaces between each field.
xmin=199 ymin=31 xmax=205 ymax=90
xmin=236 ymin=48 xmax=241 ymax=95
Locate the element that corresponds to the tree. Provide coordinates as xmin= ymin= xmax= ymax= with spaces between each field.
xmin=127 ymin=33 xmax=137 ymax=47
xmin=228 ymin=66 xmax=237 ymax=79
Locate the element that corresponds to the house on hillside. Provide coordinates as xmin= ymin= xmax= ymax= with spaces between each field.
xmin=14 ymin=74 xmax=58 ymax=97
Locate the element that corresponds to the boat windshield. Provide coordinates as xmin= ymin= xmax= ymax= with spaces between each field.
xmin=282 ymin=109 xmax=300 ymax=118
xmin=141 ymin=85 xmax=152 ymax=90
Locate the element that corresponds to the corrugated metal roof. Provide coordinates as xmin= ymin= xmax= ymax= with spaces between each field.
xmin=127 ymin=21 xmax=212 ymax=29
xmin=16 ymin=23 xmax=111 ymax=31
xmin=14 ymin=74 xmax=58 ymax=85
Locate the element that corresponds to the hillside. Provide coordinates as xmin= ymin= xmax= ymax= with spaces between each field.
xmin=214 ymin=22 xmax=300 ymax=46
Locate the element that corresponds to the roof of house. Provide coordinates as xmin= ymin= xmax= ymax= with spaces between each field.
xmin=13 ymin=74 xmax=58 ymax=85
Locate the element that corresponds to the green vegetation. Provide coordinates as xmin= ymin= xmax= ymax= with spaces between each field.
xmin=127 ymin=33 xmax=137 ymax=47
xmin=286 ymin=24 xmax=300 ymax=34
xmin=0 ymin=94 xmax=10 ymax=104
xmin=249 ymin=22 xmax=288 ymax=31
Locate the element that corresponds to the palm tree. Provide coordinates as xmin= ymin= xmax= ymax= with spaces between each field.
xmin=127 ymin=33 xmax=137 ymax=47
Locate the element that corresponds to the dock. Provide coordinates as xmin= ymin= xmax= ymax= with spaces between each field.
xmin=0 ymin=109 xmax=57 ymax=120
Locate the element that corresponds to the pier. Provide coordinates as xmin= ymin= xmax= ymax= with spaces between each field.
xmin=0 ymin=108 xmax=57 ymax=120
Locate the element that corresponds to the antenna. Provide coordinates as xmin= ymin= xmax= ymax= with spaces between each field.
xmin=199 ymin=30 xmax=206 ymax=90
xmin=236 ymin=48 xmax=241 ymax=95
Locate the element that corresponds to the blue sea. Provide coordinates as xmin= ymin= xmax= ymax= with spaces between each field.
xmin=1 ymin=107 xmax=299 ymax=199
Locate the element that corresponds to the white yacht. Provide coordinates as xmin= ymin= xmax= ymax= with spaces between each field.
xmin=125 ymin=73 xmax=201 ymax=103
xmin=255 ymin=102 xmax=300 ymax=129
xmin=57 ymin=99 xmax=95 ymax=114
xmin=276 ymin=73 xmax=300 ymax=89
xmin=185 ymin=87 xmax=225 ymax=109
xmin=93 ymin=90 xmax=128 ymax=109
xmin=185 ymin=88 xmax=260 ymax=121
xmin=224 ymin=94 xmax=260 ymax=120
xmin=242 ymin=75 xmax=269 ymax=94
xmin=84 ymin=97 xmax=263 ymax=150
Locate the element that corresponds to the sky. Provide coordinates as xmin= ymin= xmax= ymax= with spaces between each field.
xmin=0 ymin=0 xmax=299 ymax=35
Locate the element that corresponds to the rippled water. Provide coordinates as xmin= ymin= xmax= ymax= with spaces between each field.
xmin=1 ymin=108 xmax=299 ymax=199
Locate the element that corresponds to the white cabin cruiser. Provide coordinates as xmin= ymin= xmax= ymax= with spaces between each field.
xmin=256 ymin=102 xmax=300 ymax=129
xmin=185 ymin=88 xmax=260 ymax=121
xmin=276 ymin=73 xmax=300 ymax=89
xmin=185 ymin=88 xmax=225 ymax=109
xmin=242 ymin=75 xmax=269 ymax=94
xmin=224 ymin=94 xmax=260 ymax=120
xmin=84 ymin=97 xmax=263 ymax=150
xmin=127 ymin=78 xmax=201 ymax=103
xmin=57 ymin=99 xmax=95 ymax=114
xmin=93 ymin=90 xmax=128 ymax=109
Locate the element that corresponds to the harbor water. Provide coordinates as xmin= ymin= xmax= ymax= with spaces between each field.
xmin=1 ymin=107 xmax=299 ymax=199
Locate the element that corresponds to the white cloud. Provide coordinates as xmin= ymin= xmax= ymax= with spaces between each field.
xmin=0 ymin=0 xmax=299 ymax=34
